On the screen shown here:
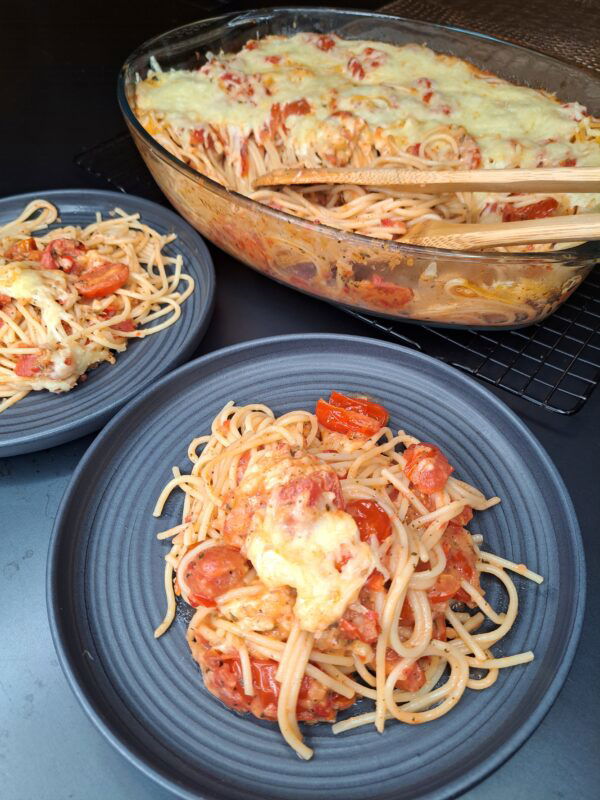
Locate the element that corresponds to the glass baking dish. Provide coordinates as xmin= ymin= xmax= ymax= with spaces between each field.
xmin=118 ymin=7 xmax=600 ymax=329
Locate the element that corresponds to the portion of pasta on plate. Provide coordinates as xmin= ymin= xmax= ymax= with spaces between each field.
xmin=153 ymin=391 xmax=543 ymax=759
xmin=0 ymin=199 xmax=194 ymax=413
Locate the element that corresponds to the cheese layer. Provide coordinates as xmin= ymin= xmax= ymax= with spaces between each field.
xmin=136 ymin=33 xmax=600 ymax=177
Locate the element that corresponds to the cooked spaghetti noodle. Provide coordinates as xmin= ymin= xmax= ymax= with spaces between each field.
xmin=0 ymin=199 xmax=194 ymax=412
xmin=153 ymin=392 xmax=543 ymax=759
xmin=135 ymin=33 xmax=600 ymax=250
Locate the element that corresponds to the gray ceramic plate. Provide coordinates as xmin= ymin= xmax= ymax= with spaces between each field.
xmin=48 ymin=334 xmax=585 ymax=800
xmin=0 ymin=189 xmax=215 ymax=456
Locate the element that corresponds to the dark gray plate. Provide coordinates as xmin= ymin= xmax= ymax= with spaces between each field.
xmin=0 ymin=189 xmax=215 ymax=456
xmin=47 ymin=334 xmax=585 ymax=800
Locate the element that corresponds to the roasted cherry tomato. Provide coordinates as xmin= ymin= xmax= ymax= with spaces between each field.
xmin=347 ymin=56 xmax=365 ymax=80
xmin=41 ymin=238 xmax=86 ymax=271
xmin=234 ymin=657 xmax=280 ymax=708
xmin=403 ymin=442 xmax=453 ymax=494
xmin=99 ymin=304 xmax=117 ymax=319
xmin=283 ymin=98 xmax=311 ymax=118
xmin=4 ymin=237 xmax=39 ymax=261
xmin=340 ymin=604 xmax=380 ymax=644
xmin=188 ymin=594 xmax=217 ymax=608
xmin=278 ymin=469 xmax=344 ymax=509
xmin=111 ymin=319 xmax=136 ymax=332
xmin=346 ymin=499 xmax=392 ymax=543
xmin=14 ymin=352 xmax=45 ymax=377
xmin=328 ymin=391 xmax=389 ymax=427
xmin=427 ymin=572 xmax=461 ymax=605
xmin=268 ymin=98 xmax=311 ymax=135
xmin=502 ymin=197 xmax=558 ymax=222
xmin=202 ymin=650 xmax=279 ymax=717
xmin=316 ymin=398 xmax=382 ymax=438
xmin=351 ymin=278 xmax=413 ymax=311
xmin=399 ymin=660 xmax=426 ymax=692
xmin=315 ymin=35 xmax=336 ymax=51
xmin=441 ymin=524 xmax=480 ymax=604
xmin=75 ymin=261 xmax=129 ymax=299
xmin=202 ymin=649 xmax=352 ymax=722
xmin=451 ymin=505 xmax=473 ymax=527
xmin=386 ymin=649 xmax=427 ymax=692
xmin=182 ymin=544 xmax=249 ymax=605
xmin=365 ymin=569 xmax=386 ymax=592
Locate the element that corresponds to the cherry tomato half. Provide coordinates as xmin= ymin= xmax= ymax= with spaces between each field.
xmin=427 ymin=572 xmax=461 ymax=605
xmin=316 ymin=398 xmax=382 ymax=438
xmin=403 ymin=442 xmax=453 ymax=494
xmin=451 ymin=505 xmax=473 ymax=527
xmin=75 ymin=261 xmax=129 ymax=299
xmin=340 ymin=605 xmax=380 ymax=644
xmin=441 ymin=524 xmax=479 ymax=604
xmin=41 ymin=238 xmax=86 ymax=271
xmin=181 ymin=545 xmax=248 ymax=606
xmin=111 ymin=319 xmax=136 ymax=332
xmin=14 ymin=353 xmax=44 ymax=377
xmin=346 ymin=499 xmax=392 ymax=543
xmin=365 ymin=569 xmax=386 ymax=592
xmin=385 ymin=650 xmax=427 ymax=692
xmin=502 ymin=197 xmax=558 ymax=223
xmin=5 ymin=237 xmax=40 ymax=261
xmin=329 ymin=391 xmax=389 ymax=427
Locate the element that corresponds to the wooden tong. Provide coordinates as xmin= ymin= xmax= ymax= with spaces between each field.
xmin=254 ymin=166 xmax=600 ymax=194
xmin=255 ymin=165 xmax=600 ymax=249
xmin=400 ymin=213 xmax=600 ymax=250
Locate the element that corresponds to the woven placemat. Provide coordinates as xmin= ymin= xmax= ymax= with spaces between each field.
xmin=381 ymin=0 xmax=600 ymax=74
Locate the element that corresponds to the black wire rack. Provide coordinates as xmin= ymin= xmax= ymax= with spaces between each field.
xmin=347 ymin=272 xmax=600 ymax=415
xmin=76 ymin=134 xmax=600 ymax=415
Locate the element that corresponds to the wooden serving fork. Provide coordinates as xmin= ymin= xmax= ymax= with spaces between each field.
xmin=254 ymin=166 xmax=600 ymax=194
xmin=399 ymin=213 xmax=600 ymax=250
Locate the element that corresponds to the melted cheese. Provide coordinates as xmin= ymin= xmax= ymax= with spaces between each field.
xmin=0 ymin=265 xmax=47 ymax=299
xmin=136 ymin=33 xmax=600 ymax=175
xmin=20 ymin=343 xmax=102 ymax=393
xmin=246 ymin=507 xmax=374 ymax=633
xmin=0 ymin=266 xmax=104 ymax=392
xmin=0 ymin=266 xmax=69 ymax=343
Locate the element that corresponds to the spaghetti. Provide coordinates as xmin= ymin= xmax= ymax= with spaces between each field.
xmin=0 ymin=199 xmax=194 ymax=412
xmin=153 ymin=391 xmax=543 ymax=759
xmin=135 ymin=33 xmax=600 ymax=250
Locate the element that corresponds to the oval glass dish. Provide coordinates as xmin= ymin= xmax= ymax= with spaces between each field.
xmin=118 ymin=7 xmax=600 ymax=329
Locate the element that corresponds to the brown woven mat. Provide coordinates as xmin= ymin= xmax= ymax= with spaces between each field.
xmin=380 ymin=0 xmax=600 ymax=73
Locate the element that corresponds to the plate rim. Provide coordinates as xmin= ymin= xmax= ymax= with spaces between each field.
xmin=46 ymin=332 xmax=586 ymax=800
xmin=0 ymin=187 xmax=216 ymax=456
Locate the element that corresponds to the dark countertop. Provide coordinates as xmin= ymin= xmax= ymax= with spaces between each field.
xmin=1 ymin=2 xmax=598 ymax=798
